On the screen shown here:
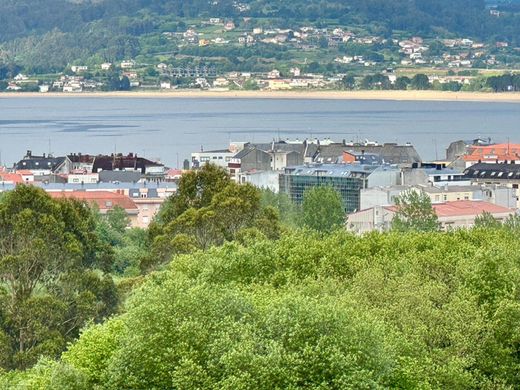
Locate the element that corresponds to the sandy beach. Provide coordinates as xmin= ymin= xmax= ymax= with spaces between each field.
xmin=1 ymin=89 xmax=520 ymax=102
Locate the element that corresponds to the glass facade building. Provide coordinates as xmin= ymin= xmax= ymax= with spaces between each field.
xmin=279 ymin=165 xmax=378 ymax=213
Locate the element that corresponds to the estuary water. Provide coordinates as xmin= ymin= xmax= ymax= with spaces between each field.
xmin=0 ymin=97 xmax=519 ymax=167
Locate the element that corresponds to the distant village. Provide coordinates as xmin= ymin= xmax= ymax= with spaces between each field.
xmin=1 ymin=136 xmax=520 ymax=231
xmin=3 ymin=17 xmax=519 ymax=93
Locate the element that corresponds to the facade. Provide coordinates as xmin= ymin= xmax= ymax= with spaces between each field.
xmin=401 ymin=163 xmax=469 ymax=187
xmin=279 ymin=164 xmax=400 ymax=213
xmin=347 ymin=200 xmax=515 ymax=234
xmin=191 ymin=149 xmax=235 ymax=169
xmin=49 ymin=191 xmax=140 ymax=226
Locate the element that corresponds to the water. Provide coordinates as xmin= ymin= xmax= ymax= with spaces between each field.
xmin=0 ymin=97 xmax=518 ymax=167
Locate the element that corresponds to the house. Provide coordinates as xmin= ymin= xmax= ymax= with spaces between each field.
xmin=39 ymin=85 xmax=50 ymax=93
xmin=401 ymin=163 xmax=469 ymax=187
xmin=464 ymin=163 xmax=520 ymax=190
xmin=228 ymin=147 xmax=271 ymax=180
xmin=68 ymin=153 xmax=96 ymax=172
xmin=267 ymin=69 xmax=281 ymax=79
xmin=49 ymin=191 xmax=140 ymax=227
xmin=15 ymin=151 xmax=71 ymax=176
xmin=347 ymin=200 xmax=515 ymax=234
xmin=101 ymin=63 xmax=112 ymax=70
xmin=120 ymin=60 xmax=135 ymax=69
xmin=71 ymin=66 xmax=88 ymax=73
xmin=224 ymin=21 xmax=236 ymax=31
xmin=160 ymin=81 xmax=171 ymax=89
xmin=191 ymin=149 xmax=235 ymax=169
xmin=461 ymin=143 xmax=520 ymax=168
xmin=212 ymin=77 xmax=229 ymax=88
xmin=91 ymin=153 xmax=165 ymax=178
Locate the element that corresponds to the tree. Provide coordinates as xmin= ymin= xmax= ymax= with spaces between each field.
xmin=147 ymin=164 xmax=281 ymax=269
xmin=302 ymin=186 xmax=344 ymax=232
xmin=341 ymin=74 xmax=356 ymax=90
xmin=411 ymin=74 xmax=431 ymax=90
xmin=0 ymin=185 xmax=117 ymax=370
xmin=394 ymin=76 xmax=411 ymax=90
xmin=391 ymin=190 xmax=439 ymax=232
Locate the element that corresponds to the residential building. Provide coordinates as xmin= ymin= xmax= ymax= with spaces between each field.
xmin=314 ymin=141 xmax=422 ymax=165
xmin=15 ymin=151 xmax=71 ymax=176
xmin=191 ymin=149 xmax=235 ymax=169
xmin=347 ymin=200 xmax=515 ymax=234
xmin=49 ymin=191 xmax=140 ymax=226
xmin=401 ymin=163 xmax=469 ymax=187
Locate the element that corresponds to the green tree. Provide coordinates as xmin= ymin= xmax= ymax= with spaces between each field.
xmin=411 ymin=73 xmax=431 ymax=90
xmin=302 ymin=186 xmax=344 ymax=232
xmin=147 ymin=164 xmax=280 ymax=269
xmin=0 ymin=185 xmax=117 ymax=370
xmin=391 ymin=190 xmax=439 ymax=232
xmin=341 ymin=74 xmax=356 ymax=90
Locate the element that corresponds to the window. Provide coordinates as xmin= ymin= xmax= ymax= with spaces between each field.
xmin=443 ymin=195 xmax=448 ymax=201
xmin=105 ymin=201 xmax=112 ymax=207
xmin=142 ymin=216 xmax=149 ymax=224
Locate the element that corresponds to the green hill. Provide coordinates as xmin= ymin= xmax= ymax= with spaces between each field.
xmin=0 ymin=0 xmax=519 ymax=75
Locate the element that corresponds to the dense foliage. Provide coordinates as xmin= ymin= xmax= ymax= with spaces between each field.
xmin=3 ymin=226 xmax=520 ymax=388
xmin=147 ymin=164 xmax=281 ymax=270
xmin=0 ymin=186 xmax=118 ymax=370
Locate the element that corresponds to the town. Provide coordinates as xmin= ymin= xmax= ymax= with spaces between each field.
xmin=2 ymin=17 xmax=520 ymax=93
xmin=2 ymin=136 xmax=519 ymax=231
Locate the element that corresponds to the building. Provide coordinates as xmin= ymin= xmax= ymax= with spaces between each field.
xmin=401 ymin=163 xmax=469 ymax=187
xmin=279 ymin=164 xmax=400 ymax=213
xmin=461 ymin=143 xmax=520 ymax=168
xmin=360 ymin=184 xmax=518 ymax=210
xmin=464 ymin=163 xmax=520 ymax=189
xmin=347 ymin=200 xmax=515 ymax=234
xmin=92 ymin=153 xmax=165 ymax=179
xmin=49 ymin=191 xmax=140 ymax=226
xmin=191 ymin=149 xmax=235 ymax=169
xmin=15 ymin=151 xmax=71 ymax=176
xmin=314 ymin=141 xmax=422 ymax=165
xmin=342 ymin=151 xmax=382 ymax=165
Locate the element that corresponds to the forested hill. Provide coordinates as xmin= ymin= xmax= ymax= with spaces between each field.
xmin=1 ymin=0 xmax=520 ymax=75
xmin=0 ymin=0 xmax=510 ymax=41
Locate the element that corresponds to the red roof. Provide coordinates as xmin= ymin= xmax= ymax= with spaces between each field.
xmin=48 ymin=191 xmax=138 ymax=212
xmin=464 ymin=143 xmax=520 ymax=162
xmin=0 ymin=173 xmax=24 ymax=183
xmin=387 ymin=200 xmax=512 ymax=218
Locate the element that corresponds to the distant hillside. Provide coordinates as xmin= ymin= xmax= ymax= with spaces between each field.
xmin=0 ymin=0 xmax=519 ymax=74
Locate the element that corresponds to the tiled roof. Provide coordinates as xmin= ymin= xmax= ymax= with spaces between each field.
xmin=0 ymin=173 xmax=23 ymax=183
xmin=387 ymin=200 xmax=512 ymax=218
xmin=464 ymin=143 xmax=520 ymax=161
xmin=48 ymin=191 xmax=138 ymax=212
xmin=464 ymin=163 xmax=520 ymax=179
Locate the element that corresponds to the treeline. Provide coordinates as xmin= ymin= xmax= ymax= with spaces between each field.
xmin=486 ymin=73 xmax=520 ymax=91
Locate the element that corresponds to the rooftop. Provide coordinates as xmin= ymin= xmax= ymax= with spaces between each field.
xmin=386 ymin=200 xmax=513 ymax=218
xmin=283 ymin=163 xmax=397 ymax=178
xmin=48 ymin=191 xmax=138 ymax=212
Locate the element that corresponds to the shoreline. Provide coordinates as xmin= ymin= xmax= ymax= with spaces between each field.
xmin=1 ymin=89 xmax=520 ymax=103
